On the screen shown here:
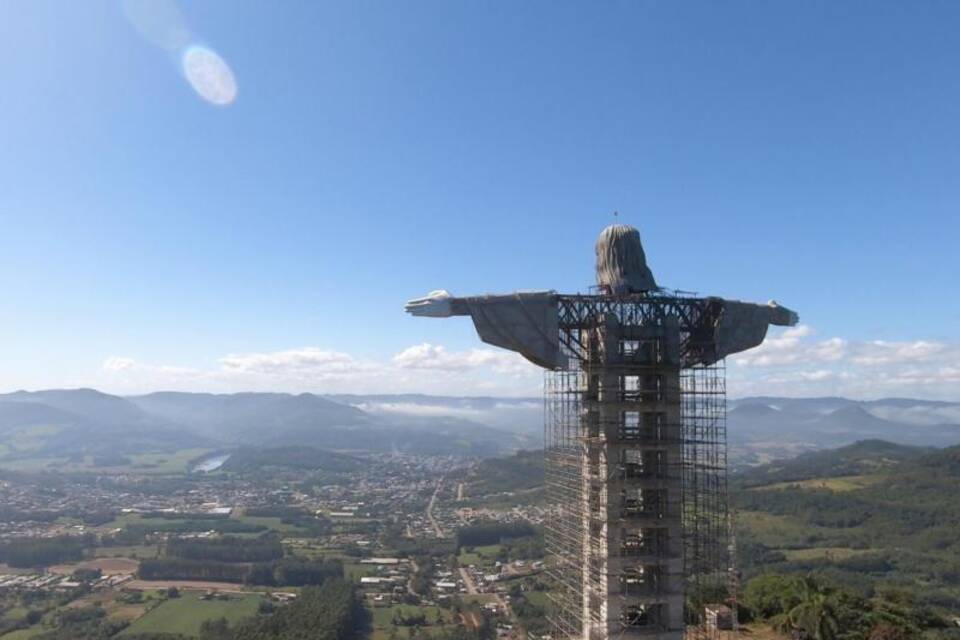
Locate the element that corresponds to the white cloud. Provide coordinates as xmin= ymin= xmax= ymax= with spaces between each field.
xmin=99 ymin=342 xmax=541 ymax=396
xmin=849 ymin=340 xmax=950 ymax=366
xmin=729 ymin=326 xmax=960 ymax=400
xmin=103 ymin=356 xmax=137 ymax=372
xmin=354 ymin=402 xmax=484 ymax=419
xmin=92 ymin=328 xmax=959 ymax=401
xmin=393 ymin=343 xmax=538 ymax=377
xmin=220 ymin=348 xmax=374 ymax=378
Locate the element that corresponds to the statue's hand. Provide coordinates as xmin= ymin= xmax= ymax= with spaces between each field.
xmin=405 ymin=290 xmax=454 ymax=317
xmin=767 ymin=300 xmax=799 ymax=327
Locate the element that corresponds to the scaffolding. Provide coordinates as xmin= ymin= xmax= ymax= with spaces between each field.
xmin=545 ymin=293 xmax=732 ymax=640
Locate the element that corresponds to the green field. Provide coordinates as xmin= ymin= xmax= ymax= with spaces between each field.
xmin=100 ymin=512 xmax=297 ymax=537
xmin=780 ymin=547 xmax=874 ymax=561
xmin=736 ymin=511 xmax=837 ymax=549
xmin=748 ymin=474 xmax=884 ymax=493
xmin=344 ymin=562 xmax=378 ymax=581
xmin=457 ymin=543 xmax=501 ymax=569
xmin=233 ymin=516 xmax=304 ymax=534
xmin=369 ymin=604 xmax=457 ymax=640
xmin=126 ymin=449 xmax=214 ymax=474
xmin=0 ymin=448 xmax=213 ymax=475
xmin=93 ymin=545 xmax=158 ymax=559
xmin=524 ymin=590 xmax=551 ymax=609
xmin=119 ymin=593 xmax=262 ymax=637
xmin=0 ymin=628 xmax=44 ymax=640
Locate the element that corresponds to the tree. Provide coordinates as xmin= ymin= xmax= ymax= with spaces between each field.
xmin=784 ymin=576 xmax=840 ymax=640
xmin=745 ymin=574 xmax=802 ymax=619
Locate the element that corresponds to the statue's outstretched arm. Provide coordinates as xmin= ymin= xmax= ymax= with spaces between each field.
xmin=404 ymin=290 xmax=462 ymax=318
xmin=764 ymin=300 xmax=800 ymax=327
xmin=404 ymin=290 xmax=562 ymax=370
xmin=707 ymin=298 xmax=799 ymax=362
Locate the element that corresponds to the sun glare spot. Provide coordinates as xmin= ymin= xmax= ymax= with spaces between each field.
xmin=182 ymin=46 xmax=238 ymax=106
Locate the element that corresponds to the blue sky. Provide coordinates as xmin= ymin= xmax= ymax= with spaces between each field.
xmin=0 ymin=1 xmax=957 ymax=398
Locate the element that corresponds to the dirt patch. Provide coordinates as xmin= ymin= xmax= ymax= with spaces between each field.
xmin=0 ymin=563 xmax=34 ymax=575
xmin=124 ymin=579 xmax=251 ymax=593
xmin=110 ymin=603 xmax=149 ymax=621
xmin=66 ymin=592 xmax=113 ymax=608
xmin=460 ymin=611 xmax=483 ymax=629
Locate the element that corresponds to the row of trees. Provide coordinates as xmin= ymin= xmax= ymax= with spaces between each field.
xmin=137 ymin=558 xmax=249 ymax=583
xmin=0 ymin=535 xmax=92 ymax=568
xmin=137 ymin=557 xmax=343 ymax=587
xmin=167 ymin=536 xmax=284 ymax=563
xmin=103 ymin=519 xmax=268 ymax=546
xmin=455 ymin=522 xmax=536 ymax=548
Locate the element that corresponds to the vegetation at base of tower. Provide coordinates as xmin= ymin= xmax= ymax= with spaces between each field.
xmin=741 ymin=574 xmax=950 ymax=640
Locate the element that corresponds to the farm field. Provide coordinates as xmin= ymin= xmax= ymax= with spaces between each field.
xmin=49 ymin=557 xmax=139 ymax=575
xmin=93 ymin=545 xmax=158 ymax=560
xmin=118 ymin=593 xmax=263 ymax=637
xmin=368 ymin=604 xmax=459 ymax=640
xmin=0 ymin=448 xmax=213 ymax=475
xmin=747 ymin=474 xmax=884 ymax=493
xmin=458 ymin=543 xmax=502 ymax=569
xmin=0 ymin=629 xmax=43 ymax=640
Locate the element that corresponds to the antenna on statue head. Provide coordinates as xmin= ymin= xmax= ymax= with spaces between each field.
xmin=613 ymin=210 xmax=619 ymax=219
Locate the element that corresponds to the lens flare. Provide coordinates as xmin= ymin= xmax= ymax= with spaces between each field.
xmin=182 ymin=46 xmax=237 ymax=106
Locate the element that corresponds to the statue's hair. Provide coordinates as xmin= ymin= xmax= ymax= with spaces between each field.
xmin=595 ymin=224 xmax=658 ymax=294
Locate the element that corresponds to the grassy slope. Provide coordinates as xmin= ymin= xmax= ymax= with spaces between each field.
xmin=118 ymin=593 xmax=262 ymax=637
xmin=369 ymin=604 xmax=458 ymax=640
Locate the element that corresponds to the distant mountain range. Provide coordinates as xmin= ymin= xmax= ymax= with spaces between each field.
xmin=727 ymin=396 xmax=960 ymax=465
xmin=0 ymin=389 xmax=956 ymax=466
xmin=0 ymin=389 xmax=540 ymax=462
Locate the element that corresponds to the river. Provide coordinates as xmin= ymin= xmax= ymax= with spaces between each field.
xmin=191 ymin=453 xmax=231 ymax=473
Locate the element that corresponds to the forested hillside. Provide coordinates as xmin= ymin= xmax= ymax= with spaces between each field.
xmin=734 ymin=440 xmax=960 ymax=615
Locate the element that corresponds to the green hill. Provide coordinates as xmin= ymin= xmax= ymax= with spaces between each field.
xmin=733 ymin=439 xmax=960 ymax=615
xmin=736 ymin=439 xmax=932 ymax=488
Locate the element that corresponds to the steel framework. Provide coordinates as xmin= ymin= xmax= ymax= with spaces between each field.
xmin=545 ymin=293 xmax=732 ymax=640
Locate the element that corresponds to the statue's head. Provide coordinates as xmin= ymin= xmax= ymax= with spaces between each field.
xmin=595 ymin=224 xmax=658 ymax=294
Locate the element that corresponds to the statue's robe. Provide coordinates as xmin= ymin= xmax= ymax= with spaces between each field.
xmin=448 ymin=292 xmax=797 ymax=370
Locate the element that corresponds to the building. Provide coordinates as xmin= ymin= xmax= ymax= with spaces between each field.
xmin=705 ymin=605 xmax=735 ymax=631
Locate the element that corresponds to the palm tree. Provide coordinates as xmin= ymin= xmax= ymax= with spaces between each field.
xmin=784 ymin=576 xmax=841 ymax=640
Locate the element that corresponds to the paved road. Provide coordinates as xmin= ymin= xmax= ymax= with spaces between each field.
xmin=427 ymin=479 xmax=445 ymax=538
xmin=458 ymin=567 xmax=513 ymax=623
xmin=407 ymin=558 xmax=420 ymax=596
xmin=458 ymin=567 xmax=478 ymax=594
